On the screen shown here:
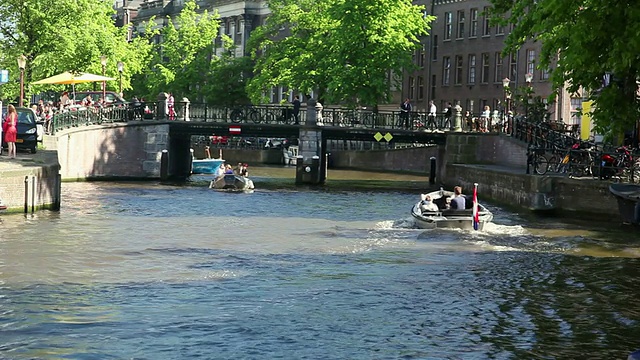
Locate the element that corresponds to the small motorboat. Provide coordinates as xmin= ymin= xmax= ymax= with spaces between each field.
xmin=210 ymin=174 xmax=255 ymax=192
xmin=411 ymin=187 xmax=493 ymax=230
xmin=609 ymin=183 xmax=640 ymax=225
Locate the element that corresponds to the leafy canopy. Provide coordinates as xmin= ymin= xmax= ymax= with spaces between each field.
xmin=0 ymin=0 xmax=154 ymax=102
xmin=247 ymin=0 xmax=434 ymax=107
xmin=490 ymin=0 xmax=640 ymax=135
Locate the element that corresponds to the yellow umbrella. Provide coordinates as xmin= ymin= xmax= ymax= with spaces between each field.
xmin=32 ymin=71 xmax=114 ymax=85
xmin=32 ymin=71 xmax=115 ymax=101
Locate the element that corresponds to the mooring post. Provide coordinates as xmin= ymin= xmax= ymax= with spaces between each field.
xmin=429 ymin=157 xmax=436 ymax=184
xmin=23 ymin=176 xmax=29 ymax=213
xmin=160 ymin=149 xmax=169 ymax=181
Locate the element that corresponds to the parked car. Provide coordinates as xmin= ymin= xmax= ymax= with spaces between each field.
xmin=2 ymin=106 xmax=43 ymax=153
xmin=73 ymin=91 xmax=128 ymax=107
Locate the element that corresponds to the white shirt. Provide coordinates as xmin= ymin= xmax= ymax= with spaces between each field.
xmin=429 ymin=103 xmax=437 ymax=116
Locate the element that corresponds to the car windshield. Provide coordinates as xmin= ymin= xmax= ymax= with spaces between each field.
xmin=18 ymin=110 xmax=35 ymax=125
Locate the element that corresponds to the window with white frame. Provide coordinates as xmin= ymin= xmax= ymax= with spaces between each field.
xmin=526 ymin=49 xmax=536 ymax=76
xmin=494 ymin=52 xmax=503 ymax=83
xmin=482 ymin=7 xmax=491 ymax=36
xmin=470 ymin=8 xmax=478 ymax=37
xmin=443 ymin=57 xmax=451 ymax=85
xmin=541 ymin=67 xmax=550 ymax=80
xmin=468 ymin=54 xmax=476 ymax=84
xmin=455 ymin=55 xmax=463 ymax=85
xmin=444 ymin=12 xmax=452 ymax=40
xmin=510 ymin=53 xmax=518 ymax=80
xmin=481 ymin=53 xmax=490 ymax=83
xmin=456 ymin=10 xmax=465 ymax=39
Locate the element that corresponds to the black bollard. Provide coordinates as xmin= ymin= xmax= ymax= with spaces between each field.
xmin=160 ymin=149 xmax=169 ymax=181
xmin=24 ymin=176 xmax=29 ymax=214
xmin=429 ymin=156 xmax=436 ymax=184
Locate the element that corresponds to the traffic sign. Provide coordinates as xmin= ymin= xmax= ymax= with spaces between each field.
xmin=229 ymin=125 xmax=241 ymax=134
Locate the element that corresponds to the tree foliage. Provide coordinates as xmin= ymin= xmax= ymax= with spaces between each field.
xmin=247 ymin=0 xmax=434 ymax=107
xmin=132 ymin=0 xmax=220 ymax=101
xmin=490 ymin=0 xmax=640 ymax=135
xmin=0 ymin=0 xmax=154 ymax=103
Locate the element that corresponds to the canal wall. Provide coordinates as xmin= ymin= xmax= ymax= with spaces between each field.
xmin=0 ymin=151 xmax=61 ymax=213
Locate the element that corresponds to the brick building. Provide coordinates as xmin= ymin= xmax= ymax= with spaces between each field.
xmin=403 ymin=0 xmax=581 ymax=126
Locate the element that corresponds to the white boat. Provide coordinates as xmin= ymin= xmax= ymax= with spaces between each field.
xmin=411 ymin=188 xmax=493 ymax=230
xmin=192 ymin=158 xmax=225 ymax=174
xmin=209 ymin=174 xmax=255 ymax=192
xmin=284 ymin=145 xmax=299 ymax=165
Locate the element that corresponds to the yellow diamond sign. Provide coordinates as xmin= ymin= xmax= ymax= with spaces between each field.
xmin=383 ymin=133 xmax=393 ymax=142
xmin=374 ymin=132 xmax=383 ymax=141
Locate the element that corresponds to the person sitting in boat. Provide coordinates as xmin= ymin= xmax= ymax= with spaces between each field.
xmin=240 ymin=163 xmax=249 ymax=177
xmin=449 ymin=186 xmax=466 ymax=210
xmin=213 ymin=163 xmax=225 ymax=180
xmin=224 ymin=164 xmax=234 ymax=174
xmin=419 ymin=194 xmax=439 ymax=212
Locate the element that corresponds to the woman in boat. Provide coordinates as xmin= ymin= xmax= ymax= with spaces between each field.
xmin=224 ymin=164 xmax=234 ymax=174
xmin=419 ymin=194 xmax=439 ymax=212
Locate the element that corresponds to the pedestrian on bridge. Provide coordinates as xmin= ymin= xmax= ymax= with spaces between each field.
xmin=292 ymin=95 xmax=301 ymax=125
xmin=400 ymin=98 xmax=412 ymax=130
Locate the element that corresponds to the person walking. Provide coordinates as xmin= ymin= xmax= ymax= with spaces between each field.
xmin=3 ymin=104 xmax=18 ymax=159
xmin=167 ymin=93 xmax=176 ymax=120
xmin=292 ymin=95 xmax=301 ymax=124
xmin=400 ymin=98 xmax=412 ymax=130
xmin=427 ymin=100 xmax=437 ymax=130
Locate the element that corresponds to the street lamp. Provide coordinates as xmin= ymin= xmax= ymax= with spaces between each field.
xmin=117 ymin=61 xmax=124 ymax=96
xmin=100 ymin=55 xmax=107 ymax=101
xmin=502 ymin=77 xmax=510 ymax=133
xmin=17 ymin=54 xmax=26 ymax=107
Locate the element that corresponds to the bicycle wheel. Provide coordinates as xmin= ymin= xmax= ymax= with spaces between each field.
xmin=546 ymin=155 xmax=560 ymax=173
xmin=533 ymin=155 xmax=548 ymax=175
xmin=230 ymin=109 xmax=243 ymax=123
xmin=248 ymin=110 xmax=261 ymax=124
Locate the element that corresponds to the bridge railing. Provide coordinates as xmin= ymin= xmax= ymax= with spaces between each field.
xmin=51 ymin=106 xmax=131 ymax=134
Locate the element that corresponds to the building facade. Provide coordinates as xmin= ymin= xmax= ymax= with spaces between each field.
xmin=404 ymin=0 xmax=580 ymax=125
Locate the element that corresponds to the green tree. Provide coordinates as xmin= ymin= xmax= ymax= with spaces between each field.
xmin=204 ymin=43 xmax=253 ymax=106
xmin=247 ymin=0 xmax=434 ymax=107
xmin=134 ymin=0 xmax=220 ymax=101
xmin=489 ymin=0 xmax=640 ymax=136
xmin=0 ymin=0 xmax=154 ymax=102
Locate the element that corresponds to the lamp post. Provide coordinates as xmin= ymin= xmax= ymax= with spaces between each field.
xmin=17 ymin=55 xmax=27 ymax=107
xmin=117 ymin=61 xmax=124 ymax=96
xmin=502 ymin=77 xmax=510 ymax=132
xmin=100 ymin=55 xmax=107 ymax=101
xmin=525 ymin=72 xmax=533 ymax=118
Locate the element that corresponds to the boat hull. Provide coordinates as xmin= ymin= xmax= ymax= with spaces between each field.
xmin=210 ymin=174 xmax=255 ymax=192
xmin=192 ymin=159 xmax=224 ymax=174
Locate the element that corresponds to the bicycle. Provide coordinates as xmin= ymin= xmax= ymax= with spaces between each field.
xmin=230 ymin=107 xmax=261 ymax=124
xmin=528 ymin=147 xmax=549 ymax=175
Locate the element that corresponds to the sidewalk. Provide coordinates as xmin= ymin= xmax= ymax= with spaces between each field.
xmin=0 ymin=150 xmax=59 ymax=172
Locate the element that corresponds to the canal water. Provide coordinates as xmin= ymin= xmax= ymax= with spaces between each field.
xmin=1 ymin=167 xmax=639 ymax=359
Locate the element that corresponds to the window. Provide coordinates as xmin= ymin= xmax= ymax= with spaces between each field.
xmin=432 ymin=35 xmax=438 ymax=60
xmin=482 ymin=7 xmax=491 ymax=36
xmin=526 ymin=49 xmax=536 ymax=76
xmin=496 ymin=23 xmax=504 ymax=35
xmin=431 ymin=75 xmax=437 ymax=100
xmin=444 ymin=12 xmax=452 ymax=40
xmin=510 ymin=53 xmax=518 ymax=80
xmin=455 ymin=55 xmax=463 ymax=85
xmin=443 ymin=56 xmax=451 ymax=85
xmin=494 ymin=52 xmax=503 ymax=83
xmin=541 ymin=67 xmax=550 ymax=80
xmin=456 ymin=10 xmax=465 ymax=39
xmin=409 ymin=77 xmax=415 ymax=100
xmin=466 ymin=99 xmax=475 ymax=114
xmin=419 ymin=44 xmax=426 ymax=67
xmin=481 ymin=53 xmax=490 ymax=83
xmin=418 ymin=76 xmax=424 ymax=100
xmin=468 ymin=54 xmax=476 ymax=84
xmin=570 ymin=97 xmax=582 ymax=123
xmin=470 ymin=8 xmax=478 ymax=37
